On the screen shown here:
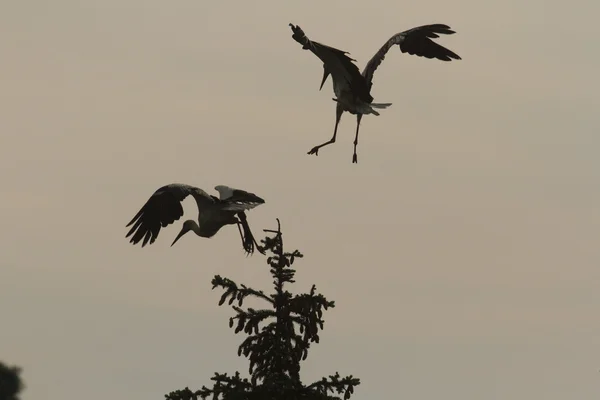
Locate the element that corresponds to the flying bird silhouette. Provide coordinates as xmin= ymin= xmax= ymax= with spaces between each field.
xmin=289 ymin=23 xmax=461 ymax=163
xmin=125 ymin=184 xmax=265 ymax=255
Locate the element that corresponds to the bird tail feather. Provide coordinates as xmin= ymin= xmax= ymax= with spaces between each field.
xmin=368 ymin=102 xmax=392 ymax=116
xmin=370 ymin=102 xmax=392 ymax=109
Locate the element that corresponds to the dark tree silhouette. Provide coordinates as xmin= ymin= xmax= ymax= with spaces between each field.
xmin=0 ymin=362 xmax=24 ymax=400
xmin=165 ymin=219 xmax=360 ymax=400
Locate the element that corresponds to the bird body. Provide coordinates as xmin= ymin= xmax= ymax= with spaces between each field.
xmin=125 ymin=183 xmax=265 ymax=254
xmin=289 ymin=23 xmax=461 ymax=163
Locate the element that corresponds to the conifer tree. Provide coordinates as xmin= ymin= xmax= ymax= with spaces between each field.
xmin=165 ymin=219 xmax=360 ymax=400
xmin=0 ymin=361 xmax=24 ymax=400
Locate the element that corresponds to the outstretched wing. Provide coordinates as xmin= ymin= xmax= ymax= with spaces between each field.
xmin=289 ymin=23 xmax=373 ymax=103
xmin=362 ymin=24 xmax=461 ymax=90
xmin=125 ymin=183 xmax=214 ymax=247
xmin=214 ymin=185 xmax=265 ymax=212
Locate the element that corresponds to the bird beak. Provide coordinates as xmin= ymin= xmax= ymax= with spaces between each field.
xmin=319 ymin=68 xmax=330 ymax=91
xmin=171 ymin=226 xmax=189 ymax=247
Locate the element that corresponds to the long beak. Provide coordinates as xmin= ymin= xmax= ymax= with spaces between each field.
xmin=171 ymin=227 xmax=188 ymax=247
xmin=319 ymin=68 xmax=330 ymax=91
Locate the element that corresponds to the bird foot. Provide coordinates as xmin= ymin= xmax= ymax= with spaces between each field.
xmin=242 ymin=241 xmax=265 ymax=256
xmin=243 ymin=244 xmax=254 ymax=256
xmin=241 ymin=235 xmax=254 ymax=256
xmin=307 ymin=147 xmax=319 ymax=156
xmin=352 ymin=154 xmax=358 ymax=163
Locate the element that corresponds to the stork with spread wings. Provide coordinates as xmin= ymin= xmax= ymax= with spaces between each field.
xmin=126 ymin=184 xmax=265 ymax=255
xmin=289 ymin=23 xmax=461 ymax=164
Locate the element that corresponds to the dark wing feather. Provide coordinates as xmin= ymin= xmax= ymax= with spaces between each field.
xmin=125 ymin=183 xmax=214 ymax=247
xmin=362 ymin=24 xmax=461 ymax=90
xmin=289 ymin=24 xmax=373 ymax=103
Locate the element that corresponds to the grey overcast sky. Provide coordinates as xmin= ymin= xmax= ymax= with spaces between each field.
xmin=1 ymin=0 xmax=599 ymax=399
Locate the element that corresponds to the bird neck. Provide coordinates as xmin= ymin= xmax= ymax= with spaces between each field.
xmin=191 ymin=219 xmax=226 ymax=238
xmin=188 ymin=220 xmax=204 ymax=237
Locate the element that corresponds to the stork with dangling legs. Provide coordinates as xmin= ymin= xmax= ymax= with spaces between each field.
xmin=125 ymin=183 xmax=265 ymax=255
xmin=289 ymin=23 xmax=461 ymax=164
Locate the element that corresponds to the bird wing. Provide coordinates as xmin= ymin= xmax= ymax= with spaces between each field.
xmin=361 ymin=24 xmax=461 ymax=91
xmin=214 ymin=185 xmax=265 ymax=212
xmin=125 ymin=183 xmax=214 ymax=247
xmin=289 ymin=23 xmax=373 ymax=103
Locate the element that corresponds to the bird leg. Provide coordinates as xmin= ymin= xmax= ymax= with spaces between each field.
xmin=308 ymin=102 xmax=344 ymax=156
xmin=352 ymin=114 xmax=363 ymax=164
xmin=236 ymin=214 xmax=265 ymax=256
xmin=235 ymin=221 xmax=254 ymax=256
xmin=241 ymin=222 xmax=265 ymax=256
xmin=235 ymin=222 xmax=254 ymax=256
xmin=236 ymin=221 xmax=246 ymax=247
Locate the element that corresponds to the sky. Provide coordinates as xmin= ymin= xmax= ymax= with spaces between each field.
xmin=1 ymin=0 xmax=599 ymax=399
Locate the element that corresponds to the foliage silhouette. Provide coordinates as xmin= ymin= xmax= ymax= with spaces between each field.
xmin=0 ymin=361 xmax=24 ymax=400
xmin=165 ymin=219 xmax=360 ymax=400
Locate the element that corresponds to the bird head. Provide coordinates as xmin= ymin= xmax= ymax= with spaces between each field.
xmin=171 ymin=220 xmax=195 ymax=247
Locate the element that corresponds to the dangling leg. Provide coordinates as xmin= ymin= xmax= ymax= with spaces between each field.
xmin=352 ymin=114 xmax=363 ymax=164
xmin=308 ymin=102 xmax=344 ymax=156
xmin=235 ymin=221 xmax=252 ymax=256
xmin=237 ymin=213 xmax=265 ymax=255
